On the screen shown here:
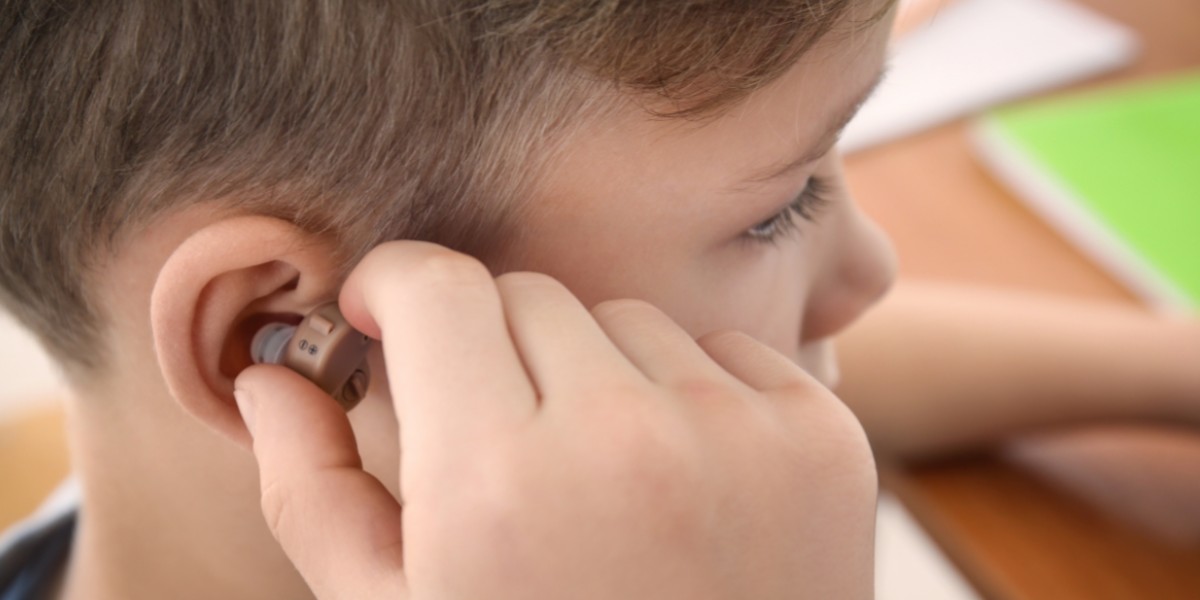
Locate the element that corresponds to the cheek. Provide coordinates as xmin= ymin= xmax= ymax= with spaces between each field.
xmin=669 ymin=242 xmax=816 ymax=357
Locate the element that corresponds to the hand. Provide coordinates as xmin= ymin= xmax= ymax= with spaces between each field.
xmin=233 ymin=241 xmax=878 ymax=600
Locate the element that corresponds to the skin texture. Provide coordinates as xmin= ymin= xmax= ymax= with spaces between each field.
xmin=227 ymin=241 xmax=879 ymax=599
xmin=48 ymin=1 xmax=1200 ymax=598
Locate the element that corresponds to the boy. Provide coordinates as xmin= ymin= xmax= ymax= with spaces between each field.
xmin=2 ymin=1 xmax=1197 ymax=598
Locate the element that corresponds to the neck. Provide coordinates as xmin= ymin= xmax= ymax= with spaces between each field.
xmin=56 ymin=381 xmax=315 ymax=600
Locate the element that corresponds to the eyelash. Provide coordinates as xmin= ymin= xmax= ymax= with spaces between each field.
xmin=742 ymin=176 xmax=834 ymax=246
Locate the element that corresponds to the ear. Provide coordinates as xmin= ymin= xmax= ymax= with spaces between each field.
xmin=150 ymin=215 xmax=344 ymax=447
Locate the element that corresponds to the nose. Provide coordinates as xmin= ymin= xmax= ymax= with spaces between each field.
xmin=801 ymin=206 xmax=897 ymax=342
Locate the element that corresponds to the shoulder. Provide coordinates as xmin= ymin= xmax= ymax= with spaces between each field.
xmin=0 ymin=479 xmax=79 ymax=600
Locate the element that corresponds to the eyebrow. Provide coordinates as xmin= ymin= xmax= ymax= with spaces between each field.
xmin=740 ymin=67 xmax=889 ymax=184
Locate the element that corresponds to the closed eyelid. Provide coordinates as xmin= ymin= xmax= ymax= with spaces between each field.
xmin=738 ymin=174 xmax=836 ymax=246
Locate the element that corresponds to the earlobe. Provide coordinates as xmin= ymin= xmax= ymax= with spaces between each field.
xmin=149 ymin=216 xmax=342 ymax=446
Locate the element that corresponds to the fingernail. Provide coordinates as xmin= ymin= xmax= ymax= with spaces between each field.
xmin=234 ymin=389 xmax=256 ymax=435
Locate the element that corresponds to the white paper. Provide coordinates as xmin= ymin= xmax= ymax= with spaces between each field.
xmin=841 ymin=0 xmax=1138 ymax=153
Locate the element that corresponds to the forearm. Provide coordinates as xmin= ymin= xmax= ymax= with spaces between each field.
xmin=834 ymin=280 xmax=1200 ymax=461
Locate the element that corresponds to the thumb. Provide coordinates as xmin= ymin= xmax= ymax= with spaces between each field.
xmin=235 ymin=363 xmax=407 ymax=599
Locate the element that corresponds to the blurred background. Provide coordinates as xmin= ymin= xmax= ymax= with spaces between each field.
xmin=846 ymin=0 xmax=1199 ymax=598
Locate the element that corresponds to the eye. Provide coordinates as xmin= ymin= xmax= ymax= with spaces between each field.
xmin=742 ymin=176 xmax=834 ymax=246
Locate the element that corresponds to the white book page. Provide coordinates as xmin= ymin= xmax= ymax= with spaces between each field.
xmin=841 ymin=0 xmax=1138 ymax=153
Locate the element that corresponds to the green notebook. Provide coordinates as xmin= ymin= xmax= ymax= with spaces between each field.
xmin=972 ymin=72 xmax=1200 ymax=312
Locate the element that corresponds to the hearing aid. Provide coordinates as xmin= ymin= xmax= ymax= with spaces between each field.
xmin=250 ymin=303 xmax=372 ymax=411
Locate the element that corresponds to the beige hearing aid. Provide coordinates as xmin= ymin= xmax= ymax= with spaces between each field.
xmin=250 ymin=303 xmax=372 ymax=411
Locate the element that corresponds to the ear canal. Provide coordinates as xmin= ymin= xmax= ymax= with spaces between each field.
xmin=251 ymin=322 xmax=297 ymax=365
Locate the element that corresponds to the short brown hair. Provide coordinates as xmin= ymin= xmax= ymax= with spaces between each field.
xmin=0 ymin=0 xmax=870 ymax=377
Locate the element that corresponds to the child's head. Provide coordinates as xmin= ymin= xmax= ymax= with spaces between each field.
xmin=1 ymin=1 xmax=897 ymax=594
xmin=1 ymin=0 xmax=894 ymax=388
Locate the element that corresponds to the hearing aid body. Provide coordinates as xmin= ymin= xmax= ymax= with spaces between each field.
xmin=251 ymin=303 xmax=372 ymax=411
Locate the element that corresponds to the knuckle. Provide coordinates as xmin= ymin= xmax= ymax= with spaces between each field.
xmin=591 ymin=298 xmax=664 ymax=325
xmin=495 ymin=270 xmax=566 ymax=294
xmin=594 ymin=409 xmax=698 ymax=489
xmin=771 ymin=376 xmax=828 ymax=401
xmin=827 ymin=410 xmax=875 ymax=471
xmin=407 ymin=249 xmax=493 ymax=287
xmin=824 ymin=429 xmax=879 ymax=502
xmin=360 ymin=242 xmax=493 ymax=292
xmin=779 ymin=392 xmax=876 ymax=481
xmin=695 ymin=328 xmax=754 ymax=351
xmin=672 ymin=377 xmax=736 ymax=404
xmin=258 ymin=477 xmax=296 ymax=540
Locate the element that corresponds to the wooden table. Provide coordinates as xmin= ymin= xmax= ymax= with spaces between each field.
xmin=0 ymin=406 xmax=69 ymax=531
xmin=844 ymin=0 xmax=1200 ymax=597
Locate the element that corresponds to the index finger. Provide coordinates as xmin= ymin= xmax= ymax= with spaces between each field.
xmin=338 ymin=242 xmax=537 ymax=454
